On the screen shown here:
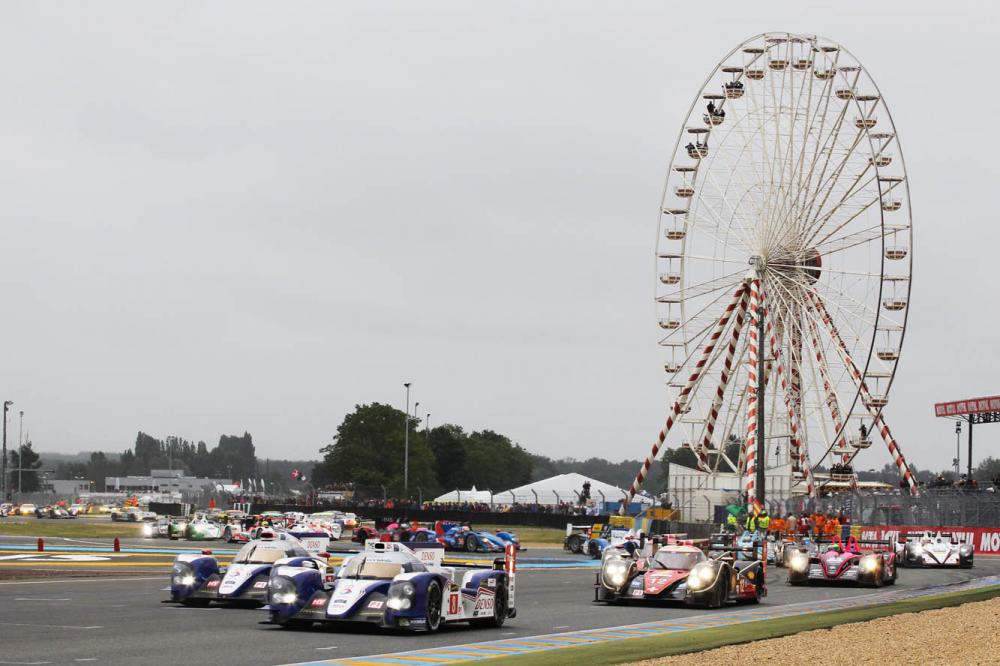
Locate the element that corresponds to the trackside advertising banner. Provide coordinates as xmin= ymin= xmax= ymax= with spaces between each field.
xmin=858 ymin=526 xmax=1000 ymax=555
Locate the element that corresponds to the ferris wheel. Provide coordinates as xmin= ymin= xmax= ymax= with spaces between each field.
xmin=625 ymin=32 xmax=915 ymax=508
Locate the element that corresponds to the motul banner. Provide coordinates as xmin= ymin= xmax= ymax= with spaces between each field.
xmin=858 ymin=525 xmax=1000 ymax=555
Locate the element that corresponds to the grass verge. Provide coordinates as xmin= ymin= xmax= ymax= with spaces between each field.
xmin=0 ymin=520 xmax=144 ymax=539
xmin=474 ymin=525 xmax=565 ymax=546
xmin=484 ymin=584 xmax=1000 ymax=666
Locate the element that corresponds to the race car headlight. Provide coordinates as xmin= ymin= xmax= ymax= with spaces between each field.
xmin=171 ymin=563 xmax=195 ymax=587
xmin=861 ymin=556 xmax=879 ymax=572
xmin=910 ymin=544 xmax=923 ymax=555
xmin=687 ymin=564 xmax=715 ymax=590
xmin=960 ymin=545 xmax=973 ymax=554
xmin=603 ymin=559 xmax=629 ymax=587
xmin=142 ymin=524 xmax=153 ymax=537
xmin=790 ymin=553 xmax=809 ymax=572
xmin=387 ymin=581 xmax=416 ymax=610
xmin=268 ymin=576 xmax=297 ymax=605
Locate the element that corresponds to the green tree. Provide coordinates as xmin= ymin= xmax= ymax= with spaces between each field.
xmin=463 ymin=430 xmax=533 ymax=492
xmin=9 ymin=440 xmax=42 ymax=492
xmin=974 ymin=456 xmax=1000 ymax=486
xmin=211 ymin=432 xmax=256 ymax=480
xmin=429 ymin=424 xmax=469 ymax=491
xmin=314 ymin=403 xmax=437 ymax=496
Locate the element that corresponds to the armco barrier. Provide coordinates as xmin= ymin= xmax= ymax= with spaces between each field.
xmin=858 ymin=525 xmax=1000 ymax=555
xmin=239 ymin=503 xmax=714 ymax=537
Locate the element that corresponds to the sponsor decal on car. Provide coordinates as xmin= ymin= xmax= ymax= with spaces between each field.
xmin=253 ymin=581 xmax=267 ymax=588
xmin=310 ymin=598 xmax=326 ymax=607
xmin=474 ymin=596 xmax=494 ymax=612
xmin=206 ymin=580 xmax=220 ymax=588
xmin=367 ymin=600 xmax=384 ymax=609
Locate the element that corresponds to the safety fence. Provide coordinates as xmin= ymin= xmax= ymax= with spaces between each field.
xmin=767 ymin=490 xmax=1000 ymax=528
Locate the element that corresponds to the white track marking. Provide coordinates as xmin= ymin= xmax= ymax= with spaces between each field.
xmin=0 ymin=577 xmax=161 ymax=586
xmin=0 ymin=622 xmax=103 ymax=630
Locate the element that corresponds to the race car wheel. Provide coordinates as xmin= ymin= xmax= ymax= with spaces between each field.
xmin=565 ymin=535 xmax=583 ymax=554
xmin=473 ymin=578 xmax=508 ymax=627
xmin=465 ymin=537 xmax=478 ymax=553
xmin=223 ymin=527 xmax=232 ymax=542
xmin=425 ymin=581 xmax=443 ymax=632
xmin=750 ymin=568 xmax=763 ymax=604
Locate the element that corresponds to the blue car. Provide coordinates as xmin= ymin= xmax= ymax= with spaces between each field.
xmin=266 ymin=541 xmax=517 ymax=631
xmin=168 ymin=533 xmax=330 ymax=607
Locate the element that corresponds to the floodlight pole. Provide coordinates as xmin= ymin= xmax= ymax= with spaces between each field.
xmin=17 ymin=411 xmax=24 ymax=496
xmin=403 ymin=382 xmax=411 ymax=496
xmin=954 ymin=420 xmax=961 ymax=476
xmin=1 ymin=401 xmax=11 ymax=501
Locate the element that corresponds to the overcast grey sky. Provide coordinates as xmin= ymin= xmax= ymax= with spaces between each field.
xmin=1 ymin=1 xmax=997 ymax=473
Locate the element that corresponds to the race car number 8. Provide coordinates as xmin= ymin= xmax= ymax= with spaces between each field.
xmin=449 ymin=593 xmax=459 ymax=615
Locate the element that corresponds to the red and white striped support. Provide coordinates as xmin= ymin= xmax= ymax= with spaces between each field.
xmin=743 ymin=279 xmax=762 ymax=506
xmin=804 ymin=314 xmax=850 ymax=467
xmin=761 ymin=292 xmax=817 ymax=498
xmin=696 ymin=288 xmax=750 ymax=471
xmin=808 ymin=291 xmax=919 ymax=496
xmin=789 ymin=324 xmax=804 ymax=457
xmin=619 ymin=282 xmax=749 ymax=514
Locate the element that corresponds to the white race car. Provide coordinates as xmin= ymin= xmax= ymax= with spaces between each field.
xmin=266 ymin=540 xmax=517 ymax=631
xmin=169 ymin=532 xmax=331 ymax=606
xmin=898 ymin=531 xmax=973 ymax=568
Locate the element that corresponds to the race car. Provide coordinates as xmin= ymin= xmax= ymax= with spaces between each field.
xmin=787 ymin=535 xmax=897 ymax=586
xmin=769 ymin=535 xmax=818 ymax=568
xmin=168 ymin=532 xmax=330 ymax=607
xmin=435 ymin=523 xmax=521 ymax=553
xmin=594 ymin=537 xmax=765 ymax=608
xmin=265 ymin=540 xmax=517 ymax=631
xmin=144 ymin=516 xmax=189 ymax=539
xmin=185 ymin=515 xmax=223 ymax=540
xmin=897 ymin=531 xmax=973 ymax=568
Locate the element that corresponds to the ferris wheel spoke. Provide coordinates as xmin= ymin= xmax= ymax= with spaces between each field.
xmin=812 ymin=178 xmax=905 ymax=248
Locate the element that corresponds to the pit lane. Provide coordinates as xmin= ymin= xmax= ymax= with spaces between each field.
xmin=2 ymin=553 xmax=998 ymax=666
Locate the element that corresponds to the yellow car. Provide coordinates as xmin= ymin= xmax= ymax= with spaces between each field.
xmin=18 ymin=503 xmax=38 ymax=516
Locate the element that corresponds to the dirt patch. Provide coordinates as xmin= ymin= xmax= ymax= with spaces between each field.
xmin=632 ymin=596 xmax=1000 ymax=666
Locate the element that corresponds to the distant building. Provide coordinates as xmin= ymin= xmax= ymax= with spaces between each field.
xmin=41 ymin=479 xmax=95 ymax=496
xmin=104 ymin=469 xmax=229 ymax=494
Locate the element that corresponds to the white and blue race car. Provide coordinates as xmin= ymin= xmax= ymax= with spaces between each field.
xmin=265 ymin=540 xmax=517 ymax=632
xmin=168 ymin=532 xmax=331 ymax=607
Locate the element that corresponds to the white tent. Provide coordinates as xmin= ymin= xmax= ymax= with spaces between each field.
xmin=432 ymin=486 xmax=493 ymax=503
xmin=499 ymin=473 xmax=653 ymax=507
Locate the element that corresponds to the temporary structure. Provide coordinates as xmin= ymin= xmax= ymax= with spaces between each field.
xmin=432 ymin=486 xmax=493 ymax=503
xmin=499 ymin=473 xmax=652 ymax=507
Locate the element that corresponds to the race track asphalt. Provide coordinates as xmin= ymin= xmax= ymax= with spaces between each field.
xmin=3 ymin=552 xmax=999 ymax=666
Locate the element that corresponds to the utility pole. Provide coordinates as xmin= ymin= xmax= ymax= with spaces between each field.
xmin=1 ymin=401 xmax=11 ymax=502
xmin=403 ymin=382 xmax=411 ymax=496
xmin=425 ymin=414 xmax=431 ymax=449
xmin=17 ymin=411 xmax=24 ymax=496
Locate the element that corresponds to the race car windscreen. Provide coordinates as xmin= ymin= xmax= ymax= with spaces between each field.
xmin=233 ymin=543 xmax=302 ymax=564
xmin=339 ymin=557 xmax=404 ymax=580
xmin=650 ymin=550 xmax=704 ymax=570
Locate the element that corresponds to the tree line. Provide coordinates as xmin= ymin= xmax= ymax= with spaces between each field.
xmin=310 ymin=402 xmax=669 ymax=498
xmin=44 ymin=432 xmax=314 ymax=493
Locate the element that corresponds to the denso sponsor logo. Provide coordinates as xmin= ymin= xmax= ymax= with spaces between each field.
xmin=474 ymin=596 xmax=494 ymax=611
